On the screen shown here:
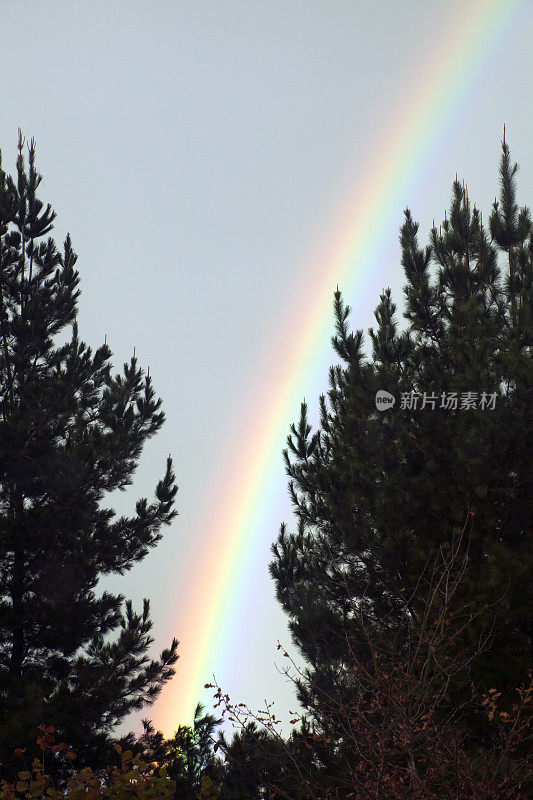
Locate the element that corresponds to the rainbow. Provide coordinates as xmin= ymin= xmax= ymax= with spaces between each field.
xmin=154 ymin=0 xmax=524 ymax=735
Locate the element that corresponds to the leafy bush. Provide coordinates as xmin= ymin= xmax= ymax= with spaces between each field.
xmin=0 ymin=727 xmax=176 ymax=800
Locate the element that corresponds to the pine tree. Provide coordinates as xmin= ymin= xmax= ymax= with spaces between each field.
xmin=0 ymin=133 xmax=179 ymax=777
xmin=160 ymin=703 xmax=222 ymax=799
xmin=269 ymin=138 xmax=532 ymax=736
xmin=128 ymin=704 xmax=223 ymax=800
xmin=217 ymin=722 xmax=290 ymax=800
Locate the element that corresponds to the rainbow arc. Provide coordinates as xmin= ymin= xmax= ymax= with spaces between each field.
xmin=155 ymin=0 xmax=523 ymax=736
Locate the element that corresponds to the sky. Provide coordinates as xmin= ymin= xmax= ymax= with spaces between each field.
xmin=1 ymin=0 xmax=532 ymax=740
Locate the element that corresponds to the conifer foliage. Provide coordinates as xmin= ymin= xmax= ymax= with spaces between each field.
xmin=269 ymin=138 xmax=532 ymax=789
xmin=0 ymin=133 xmax=178 ymax=775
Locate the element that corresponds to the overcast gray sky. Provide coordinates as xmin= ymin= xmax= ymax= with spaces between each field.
xmin=1 ymin=0 xmax=532 ymax=738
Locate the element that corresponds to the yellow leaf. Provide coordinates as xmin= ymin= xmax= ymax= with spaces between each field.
xmin=79 ymin=768 xmax=93 ymax=781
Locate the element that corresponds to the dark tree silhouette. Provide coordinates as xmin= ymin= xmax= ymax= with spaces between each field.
xmin=0 ymin=132 xmax=179 ymax=777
